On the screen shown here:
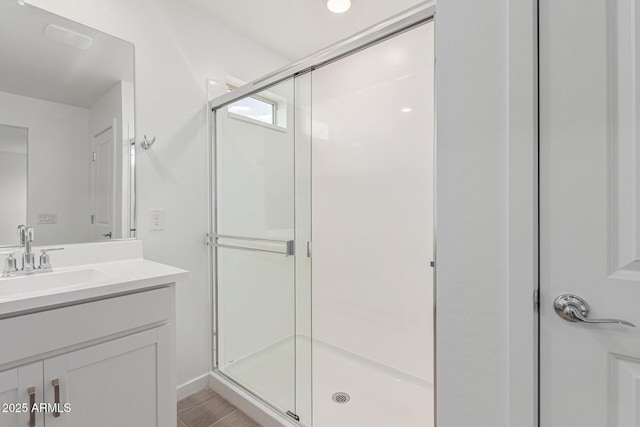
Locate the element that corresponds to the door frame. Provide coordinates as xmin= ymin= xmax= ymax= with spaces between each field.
xmin=91 ymin=122 xmax=117 ymax=242
xmin=508 ymin=1 xmax=539 ymax=426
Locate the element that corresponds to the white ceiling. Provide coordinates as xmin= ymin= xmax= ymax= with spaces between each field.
xmin=180 ymin=0 xmax=425 ymax=62
xmin=0 ymin=1 xmax=134 ymax=108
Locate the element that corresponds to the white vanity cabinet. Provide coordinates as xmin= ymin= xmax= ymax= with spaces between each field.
xmin=0 ymin=284 xmax=177 ymax=427
xmin=0 ymin=362 xmax=42 ymax=427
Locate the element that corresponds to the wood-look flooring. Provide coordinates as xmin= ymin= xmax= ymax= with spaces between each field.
xmin=178 ymin=387 xmax=262 ymax=427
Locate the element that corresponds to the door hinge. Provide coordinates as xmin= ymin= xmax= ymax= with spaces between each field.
xmin=534 ymin=290 xmax=540 ymax=312
xmin=91 ymin=151 xmax=97 ymax=161
xmin=286 ymin=411 xmax=300 ymax=422
xmin=306 ymin=241 xmax=312 ymax=258
xmin=205 ymin=233 xmax=214 ymax=246
xmin=430 ymin=260 xmax=435 ymax=268
xmin=90 ymin=214 xmax=95 ymax=224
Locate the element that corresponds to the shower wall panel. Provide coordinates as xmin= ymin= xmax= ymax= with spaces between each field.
xmin=311 ymin=23 xmax=435 ymax=383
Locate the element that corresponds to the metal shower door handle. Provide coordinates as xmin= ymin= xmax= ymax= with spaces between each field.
xmin=554 ymin=294 xmax=636 ymax=327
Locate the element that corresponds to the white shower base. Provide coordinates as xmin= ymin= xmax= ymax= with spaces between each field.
xmin=222 ymin=338 xmax=433 ymax=427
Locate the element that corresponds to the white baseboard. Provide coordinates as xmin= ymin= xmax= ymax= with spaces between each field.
xmin=208 ymin=371 xmax=299 ymax=427
xmin=177 ymin=373 xmax=210 ymax=401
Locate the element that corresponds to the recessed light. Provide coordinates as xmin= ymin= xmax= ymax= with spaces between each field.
xmin=326 ymin=0 xmax=351 ymax=14
xmin=401 ymin=107 xmax=413 ymax=113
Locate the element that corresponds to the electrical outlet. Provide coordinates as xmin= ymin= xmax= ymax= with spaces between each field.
xmin=150 ymin=209 xmax=165 ymax=231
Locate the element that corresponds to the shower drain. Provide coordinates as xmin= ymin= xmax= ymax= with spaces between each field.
xmin=332 ymin=392 xmax=351 ymax=404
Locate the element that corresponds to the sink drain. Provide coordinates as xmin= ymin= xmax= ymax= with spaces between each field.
xmin=332 ymin=392 xmax=351 ymax=404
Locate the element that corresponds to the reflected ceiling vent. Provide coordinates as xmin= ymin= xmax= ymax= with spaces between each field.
xmin=332 ymin=392 xmax=351 ymax=404
xmin=44 ymin=24 xmax=93 ymax=50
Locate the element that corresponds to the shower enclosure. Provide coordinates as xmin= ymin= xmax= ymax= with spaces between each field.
xmin=209 ymin=4 xmax=435 ymax=426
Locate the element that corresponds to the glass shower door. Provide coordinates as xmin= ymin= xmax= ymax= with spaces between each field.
xmin=213 ymin=78 xmax=299 ymax=418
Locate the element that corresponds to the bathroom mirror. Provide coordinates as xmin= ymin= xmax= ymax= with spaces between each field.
xmin=0 ymin=1 xmax=135 ymax=247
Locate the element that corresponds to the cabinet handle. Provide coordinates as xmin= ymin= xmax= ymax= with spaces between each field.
xmin=52 ymin=379 xmax=61 ymax=418
xmin=28 ymin=386 xmax=35 ymax=427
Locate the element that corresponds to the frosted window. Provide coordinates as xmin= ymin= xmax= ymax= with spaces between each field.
xmin=228 ymin=96 xmax=275 ymax=125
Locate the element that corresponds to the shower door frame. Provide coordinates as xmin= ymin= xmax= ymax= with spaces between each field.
xmin=208 ymin=2 xmax=443 ymax=425
xmin=207 ymin=4 xmax=435 ymax=110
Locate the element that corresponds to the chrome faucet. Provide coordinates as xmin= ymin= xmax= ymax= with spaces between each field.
xmin=0 ymin=226 xmax=64 ymax=277
xmin=18 ymin=225 xmax=35 ymax=271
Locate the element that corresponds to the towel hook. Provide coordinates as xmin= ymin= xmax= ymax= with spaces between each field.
xmin=141 ymin=135 xmax=156 ymax=149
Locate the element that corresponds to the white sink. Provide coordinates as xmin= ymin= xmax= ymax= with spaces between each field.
xmin=0 ymin=268 xmax=110 ymax=300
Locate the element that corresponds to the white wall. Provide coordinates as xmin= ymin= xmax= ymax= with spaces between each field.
xmin=27 ymin=0 xmax=288 ymax=390
xmin=436 ymin=1 xmax=511 ymax=426
xmin=0 ymin=90 xmax=91 ymax=246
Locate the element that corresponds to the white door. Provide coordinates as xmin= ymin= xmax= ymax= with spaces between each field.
xmin=540 ymin=0 xmax=640 ymax=425
xmin=91 ymin=125 xmax=116 ymax=241
xmin=0 ymin=363 xmax=43 ymax=427
xmin=44 ymin=327 xmax=172 ymax=427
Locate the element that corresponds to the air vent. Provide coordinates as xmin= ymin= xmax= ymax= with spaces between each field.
xmin=44 ymin=24 xmax=93 ymax=50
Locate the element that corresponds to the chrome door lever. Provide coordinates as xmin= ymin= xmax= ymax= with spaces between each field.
xmin=554 ymin=294 xmax=636 ymax=327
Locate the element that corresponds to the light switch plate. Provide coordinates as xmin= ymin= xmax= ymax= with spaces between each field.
xmin=38 ymin=212 xmax=57 ymax=225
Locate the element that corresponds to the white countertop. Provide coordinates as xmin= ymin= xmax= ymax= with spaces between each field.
xmin=0 ymin=240 xmax=188 ymax=317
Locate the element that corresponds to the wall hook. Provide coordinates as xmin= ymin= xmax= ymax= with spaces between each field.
xmin=141 ymin=135 xmax=156 ymax=149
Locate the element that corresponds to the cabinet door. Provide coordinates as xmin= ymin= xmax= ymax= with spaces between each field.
xmin=44 ymin=326 xmax=173 ymax=427
xmin=0 ymin=362 xmax=43 ymax=427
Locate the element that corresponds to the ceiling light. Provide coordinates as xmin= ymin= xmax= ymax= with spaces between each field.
xmin=401 ymin=107 xmax=413 ymax=113
xmin=326 ymin=0 xmax=351 ymax=14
